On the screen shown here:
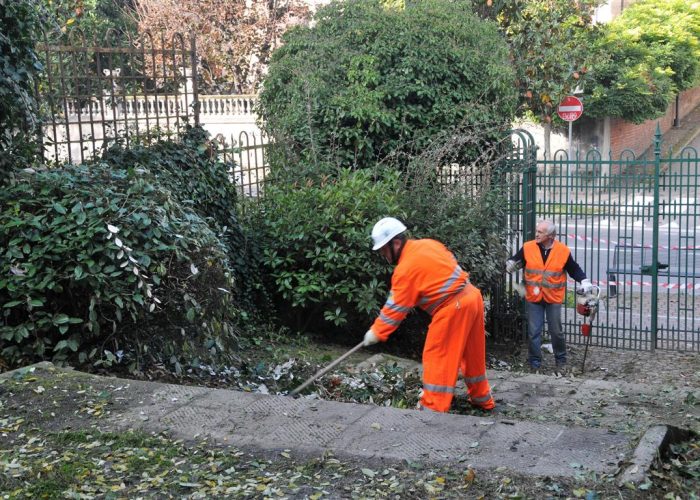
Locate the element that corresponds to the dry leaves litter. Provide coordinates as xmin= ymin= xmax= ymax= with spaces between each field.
xmin=1 ymin=341 xmax=698 ymax=498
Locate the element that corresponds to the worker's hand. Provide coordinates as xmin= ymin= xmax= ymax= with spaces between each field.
xmin=505 ymin=259 xmax=521 ymax=274
xmin=363 ymin=329 xmax=380 ymax=346
xmin=579 ymin=278 xmax=593 ymax=295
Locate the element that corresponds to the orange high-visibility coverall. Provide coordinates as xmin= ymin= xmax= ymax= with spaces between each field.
xmin=370 ymin=239 xmax=494 ymax=412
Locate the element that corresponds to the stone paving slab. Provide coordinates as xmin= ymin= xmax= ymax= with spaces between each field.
xmin=104 ymin=374 xmax=632 ymax=478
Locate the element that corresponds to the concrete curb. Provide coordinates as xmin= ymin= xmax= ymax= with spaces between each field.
xmin=618 ymin=425 xmax=667 ymax=485
xmin=0 ymin=361 xmax=60 ymax=380
xmin=618 ymin=425 xmax=694 ymax=486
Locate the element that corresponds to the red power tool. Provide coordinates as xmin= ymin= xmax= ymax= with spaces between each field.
xmin=577 ymin=285 xmax=600 ymax=373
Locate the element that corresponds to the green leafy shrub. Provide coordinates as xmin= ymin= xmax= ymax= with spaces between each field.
xmin=387 ymin=127 xmax=512 ymax=346
xmin=0 ymin=133 xmax=258 ymax=371
xmin=613 ymin=0 xmax=700 ymax=92
xmin=255 ymin=0 xmax=517 ymax=347
xmin=258 ymin=0 xmax=517 ymax=176
xmin=250 ymin=121 xmax=512 ymax=350
xmin=380 ymin=116 xmax=513 ymax=290
xmin=411 ymin=182 xmax=517 ymax=340
xmin=585 ymin=0 xmax=700 ymax=123
xmin=402 ymin=185 xmax=509 ymax=290
xmin=249 ymin=168 xmax=404 ymax=334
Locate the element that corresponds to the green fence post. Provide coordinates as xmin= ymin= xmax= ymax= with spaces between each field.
xmin=522 ymin=147 xmax=537 ymax=241
xmin=650 ymin=124 xmax=661 ymax=350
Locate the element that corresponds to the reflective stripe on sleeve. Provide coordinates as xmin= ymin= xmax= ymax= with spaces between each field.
xmin=378 ymin=312 xmax=402 ymax=326
xmin=383 ymin=297 xmax=412 ymax=314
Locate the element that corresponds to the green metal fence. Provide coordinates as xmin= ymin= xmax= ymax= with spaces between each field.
xmin=505 ymin=126 xmax=700 ymax=352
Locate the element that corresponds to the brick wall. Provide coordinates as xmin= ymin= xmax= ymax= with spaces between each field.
xmin=610 ymin=87 xmax=700 ymax=157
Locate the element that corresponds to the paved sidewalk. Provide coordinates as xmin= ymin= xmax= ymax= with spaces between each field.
xmin=646 ymin=101 xmax=700 ymax=156
xmin=5 ymin=361 xmax=696 ymax=484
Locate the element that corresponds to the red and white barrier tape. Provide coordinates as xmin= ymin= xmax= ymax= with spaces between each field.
xmin=566 ymin=278 xmax=700 ymax=290
xmin=565 ymin=234 xmax=700 ymax=251
xmin=594 ymin=280 xmax=700 ymax=290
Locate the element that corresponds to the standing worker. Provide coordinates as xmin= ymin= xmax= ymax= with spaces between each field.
xmin=505 ymin=220 xmax=592 ymax=374
xmin=363 ymin=217 xmax=495 ymax=413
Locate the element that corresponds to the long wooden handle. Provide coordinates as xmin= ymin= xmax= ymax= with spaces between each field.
xmin=289 ymin=341 xmax=365 ymax=396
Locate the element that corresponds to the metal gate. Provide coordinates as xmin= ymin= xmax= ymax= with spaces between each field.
xmin=506 ymin=126 xmax=700 ymax=352
xmin=37 ymin=29 xmax=199 ymax=165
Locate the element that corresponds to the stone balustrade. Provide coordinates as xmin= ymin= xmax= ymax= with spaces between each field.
xmin=62 ymin=94 xmax=258 ymax=120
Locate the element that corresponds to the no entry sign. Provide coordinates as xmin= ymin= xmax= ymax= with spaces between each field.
xmin=557 ymin=95 xmax=583 ymax=122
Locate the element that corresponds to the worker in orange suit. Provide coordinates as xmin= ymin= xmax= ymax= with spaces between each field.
xmin=363 ymin=217 xmax=495 ymax=413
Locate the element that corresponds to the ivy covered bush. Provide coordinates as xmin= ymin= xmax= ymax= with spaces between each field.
xmin=99 ymin=126 xmax=264 ymax=312
xmin=0 ymin=130 xmax=260 ymax=372
xmin=249 ymin=168 xmax=404 ymax=336
xmin=0 ymin=0 xmax=44 ymax=176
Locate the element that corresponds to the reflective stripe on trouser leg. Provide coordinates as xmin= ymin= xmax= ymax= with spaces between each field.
xmin=420 ymin=286 xmax=473 ymax=412
xmin=459 ymin=287 xmax=495 ymax=410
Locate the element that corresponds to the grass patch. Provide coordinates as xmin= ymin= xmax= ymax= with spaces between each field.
xmin=537 ymin=202 xmax=605 ymax=216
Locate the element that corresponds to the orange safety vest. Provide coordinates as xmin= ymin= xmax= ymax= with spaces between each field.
xmin=523 ymin=240 xmax=570 ymax=303
xmin=370 ymin=239 xmax=469 ymax=340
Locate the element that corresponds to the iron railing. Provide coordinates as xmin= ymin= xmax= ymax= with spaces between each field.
xmin=37 ymin=29 xmax=199 ymax=165
xmin=211 ymin=131 xmax=269 ymax=198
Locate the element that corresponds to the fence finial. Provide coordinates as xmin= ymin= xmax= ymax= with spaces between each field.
xmin=654 ymin=122 xmax=662 ymax=157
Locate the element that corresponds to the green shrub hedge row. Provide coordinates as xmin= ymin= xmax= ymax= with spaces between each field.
xmin=248 ymin=168 xmax=404 ymax=335
xmin=0 ymin=129 xmax=261 ymax=372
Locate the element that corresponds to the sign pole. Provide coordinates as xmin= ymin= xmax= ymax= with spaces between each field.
xmin=567 ymin=121 xmax=573 ymax=203
xmin=558 ymin=95 xmax=583 ymax=205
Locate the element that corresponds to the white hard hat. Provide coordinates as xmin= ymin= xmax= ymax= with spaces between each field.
xmin=371 ymin=217 xmax=407 ymax=250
